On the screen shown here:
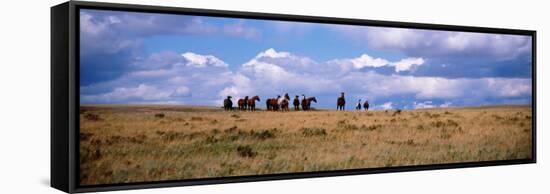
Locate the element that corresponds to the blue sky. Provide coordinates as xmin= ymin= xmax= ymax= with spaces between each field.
xmin=79 ymin=9 xmax=533 ymax=110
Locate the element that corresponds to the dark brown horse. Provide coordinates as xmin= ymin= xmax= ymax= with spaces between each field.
xmin=363 ymin=100 xmax=369 ymax=111
xmin=337 ymin=92 xmax=346 ymax=111
xmin=293 ymin=95 xmax=300 ymax=110
xmin=247 ymin=96 xmax=261 ymax=111
xmin=223 ymin=96 xmax=233 ymax=111
xmin=237 ymin=96 xmax=249 ymax=111
xmin=266 ymin=95 xmax=281 ymax=111
xmin=302 ymin=96 xmax=317 ymax=111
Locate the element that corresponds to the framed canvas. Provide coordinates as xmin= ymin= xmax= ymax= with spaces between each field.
xmin=51 ymin=1 xmax=536 ymax=193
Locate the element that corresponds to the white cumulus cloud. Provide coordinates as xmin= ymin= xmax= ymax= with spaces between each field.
xmin=393 ymin=57 xmax=425 ymax=72
xmin=379 ymin=102 xmax=394 ymax=110
xmin=338 ymin=54 xmax=425 ymax=73
xmin=255 ymin=48 xmax=291 ymax=59
xmin=182 ymin=52 xmax=228 ymax=68
xmin=351 ymin=54 xmax=390 ymax=68
xmin=413 ymin=101 xmax=436 ymax=109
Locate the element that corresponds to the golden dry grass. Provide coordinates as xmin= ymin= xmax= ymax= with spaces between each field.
xmin=79 ymin=105 xmax=532 ymax=185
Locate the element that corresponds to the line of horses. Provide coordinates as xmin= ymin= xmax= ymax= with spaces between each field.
xmin=223 ymin=92 xmax=370 ymax=112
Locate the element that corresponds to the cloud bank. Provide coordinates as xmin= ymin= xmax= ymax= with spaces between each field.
xmin=79 ymin=10 xmax=533 ymax=110
xmin=81 ymin=48 xmax=532 ymax=109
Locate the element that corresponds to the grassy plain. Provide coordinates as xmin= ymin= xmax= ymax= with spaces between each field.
xmin=79 ymin=105 xmax=532 ymax=185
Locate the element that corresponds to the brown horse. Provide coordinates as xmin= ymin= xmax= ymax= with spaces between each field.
xmin=237 ymin=96 xmax=249 ymax=111
xmin=279 ymin=93 xmax=290 ymax=111
xmin=301 ymin=95 xmax=307 ymax=111
xmin=302 ymin=97 xmax=317 ymax=111
xmin=247 ymin=96 xmax=261 ymax=111
xmin=266 ymin=95 xmax=281 ymax=111
xmin=337 ymin=92 xmax=346 ymax=111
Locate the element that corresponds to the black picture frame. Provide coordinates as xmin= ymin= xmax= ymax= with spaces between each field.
xmin=51 ymin=1 xmax=536 ymax=193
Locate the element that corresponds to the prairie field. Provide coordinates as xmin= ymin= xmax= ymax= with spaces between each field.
xmin=79 ymin=105 xmax=532 ymax=185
